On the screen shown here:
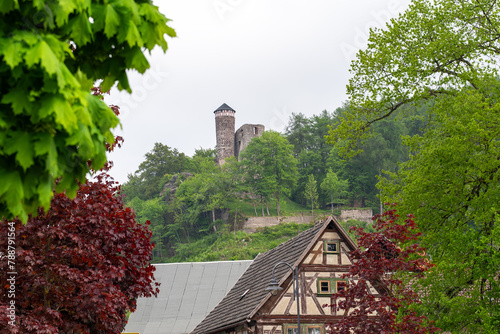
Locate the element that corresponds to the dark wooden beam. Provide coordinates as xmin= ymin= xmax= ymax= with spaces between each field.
xmin=255 ymin=315 xmax=345 ymax=324
xmin=300 ymin=265 xmax=351 ymax=272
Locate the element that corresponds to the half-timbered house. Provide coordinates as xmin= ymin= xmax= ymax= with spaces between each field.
xmin=190 ymin=216 xmax=359 ymax=334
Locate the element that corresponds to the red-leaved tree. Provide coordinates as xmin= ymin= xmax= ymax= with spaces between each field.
xmin=0 ymin=172 xmax=158 ymax=333
xmin=327 ymin=204 xmax=440 ymax=334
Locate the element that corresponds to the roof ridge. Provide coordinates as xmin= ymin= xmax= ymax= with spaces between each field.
xmin=153 ymin=260 xmax=253 ymax=266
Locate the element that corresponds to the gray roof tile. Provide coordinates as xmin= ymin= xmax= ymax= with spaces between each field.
xmin=213 ymin=103 xmax=235 ymax=113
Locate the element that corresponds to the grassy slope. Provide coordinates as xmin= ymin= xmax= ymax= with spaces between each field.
xmin=155 ymin=218 xmax=374 ymax=263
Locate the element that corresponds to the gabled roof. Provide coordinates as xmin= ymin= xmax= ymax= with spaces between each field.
xmin=213 ymin=103 xmax=236 ymax=113
xmin=191 ymin=216 xmax=354 ymax=334
xmin=123 ymin=261 xmax=252 ymax=334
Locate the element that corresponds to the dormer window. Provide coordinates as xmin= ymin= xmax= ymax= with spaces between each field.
xmin=324 ymin=240 xmax=340 ymax=254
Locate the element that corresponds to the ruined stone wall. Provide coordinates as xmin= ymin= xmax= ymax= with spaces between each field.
xmin=339 ymin=209 xmax=373 ymax=223
xmin=215 ymin=111 xmax=235 ymax=165
xmin=234 ymin=124 xmax=265 ymax=160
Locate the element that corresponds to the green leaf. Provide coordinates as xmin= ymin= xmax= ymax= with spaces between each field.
xmin=32 ymin=0 xmax=45 ymax=10
xmin=55 ymin=0 xmax=78 ymax=27
xmin=125 ymin=22 xmax=142 ymax=47
xmin=39 ymin=94 xmax=77 ymax=132
xmin=0 ymin=114 xmax=7 ymax=129
xmin=0 ymin=170 xmax=26 ymax=221
xmin=55 ymin=64 xmax=80 ymax=91
xmin=0 ymin=0 xmax=18 ymax=13
xmin=66 ymin=123 xmax=95 ymax=159
xmin=4 ymin=132 xmax=35 ymax=171
xmin=25 ymin=39 xmax=60 ymax=75
xmin=124 ymin=46 xmax=149 ymax=73
xmin=37 ymin=176 xmax=53 ymax=209
xmin=34 ymin=133 xmax=59 ymax=174
xmin=100 ymin=75 xmax=116 ymax=92
xmin=73 ymin=69 xmax=93 ymax=92
xmin=0 ymin=38 xmax=23 ymax=68
xmin=1 ymin=87 xmax=33 ymax=115
xmin=117 ymin=71 xmax=131 ymax=92
xmin=68 ymin=13 xmax=92 ymax=46
xmin=86 ymin=93 xmax=119 ymax=131
xmin=104 ymin=4 xmax=121 ymax=38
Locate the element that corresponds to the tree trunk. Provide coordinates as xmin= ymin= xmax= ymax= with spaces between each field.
xmin=253 ymin=201 xmax=257 ymax=216
xmin=276 ymin=197 xmax=280 ymax=216
xmin=331 ymin=194 xmax=334 ymax=214
xmin=379 ymin=164 xmax=383 ymax=215
xmin=234 ymin=208 xmax=238 ymax=236
xmin=266 ymin=201 xmax=270 ymax=216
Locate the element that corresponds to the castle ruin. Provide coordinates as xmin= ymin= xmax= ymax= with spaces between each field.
xmin=214 ymin=103 xmax=265 ymax=164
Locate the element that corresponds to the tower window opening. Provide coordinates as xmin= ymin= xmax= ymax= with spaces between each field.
xmin=254 ymin=127 xmax=258 ymax=134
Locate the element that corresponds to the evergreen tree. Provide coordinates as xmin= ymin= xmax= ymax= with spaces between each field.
xmin=303 ymin=174 xmax=319 ymax=215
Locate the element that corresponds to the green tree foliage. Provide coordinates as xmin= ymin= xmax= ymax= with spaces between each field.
xmin=170 ymin=157 xmax=241 ymax=242
xmin=122 ymin=143 xmax=188 ymax=200
xmin=328 ymin=0 xmax=500 ymax=153
xmin=0 ymin=0 xmax=175 ymax=221
xmin=186 ymin=148 xmax=217 ymax=174
xmin=303 ymin=174 xmax=318 ymax=215
xmin=320 ymin=168 xmax=349 ymax=213
xmin=328 ymin=0 xmax=500 ymax=331
xmin=379 ymin=89 xmax=500 ymax=332
xmin=339 ymin=116 xmax=411 ymax=209
xmin=129 ymin=197 xmax=168 ymax=258
xmin=285 ymin=109 xmax=412 ymax=210
xmin=240 ymin=131 xmax=298 ymax=216
xmin=286 ymin=111 xmax=336 ymax=205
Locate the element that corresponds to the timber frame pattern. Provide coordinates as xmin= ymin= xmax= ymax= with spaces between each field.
xmin=191 ymin=216 xmax=375 ymax=334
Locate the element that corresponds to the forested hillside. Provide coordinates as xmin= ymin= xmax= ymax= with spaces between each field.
xmin=121 ymin=106 xmax=423 ymax=263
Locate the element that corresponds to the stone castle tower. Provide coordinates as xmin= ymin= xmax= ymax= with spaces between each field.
xmin=214 ymin=103 xmax=236 ymax=165
xmin=213 ymin=103 xmax=265 ymax=165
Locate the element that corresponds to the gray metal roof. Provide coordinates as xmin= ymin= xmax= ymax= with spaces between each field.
xmin=123 ymin=261 xmax=253 ymax=334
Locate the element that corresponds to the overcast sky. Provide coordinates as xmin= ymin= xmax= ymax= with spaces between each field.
xmin=104 ymin=0 xmax=410 ymax=184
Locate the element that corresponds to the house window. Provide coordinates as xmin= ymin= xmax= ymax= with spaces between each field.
xmin=336 ymin=280 xmax=348 ymax=292
xmin=324 ymin=240 xmax=340 ymax=254
xmin=317 ymin=278 xmax=348 ymax=296
xmin=284 ymin=324 xmax=324 ymax=334
xmin=254 ymin=126 xmax=258 ymax=134
xmin=284 ymin=324 xmax=299 ymax=334
xmin=319 ymin=280 xmax=330 ymax=293
xmin=306 ymin=326 xmax=323 ymax=334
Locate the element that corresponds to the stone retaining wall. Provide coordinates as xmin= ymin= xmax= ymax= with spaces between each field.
xmin=242 ymin=209 xmax=374 ymax=233
xmin=243 ymin=215 xmax=316 ymax=233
